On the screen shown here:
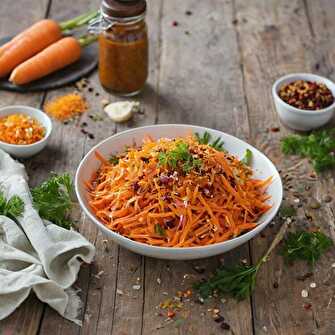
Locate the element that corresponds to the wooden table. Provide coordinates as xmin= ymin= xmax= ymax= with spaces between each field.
xmin=1 ymin=1 xmax=335 ymax=334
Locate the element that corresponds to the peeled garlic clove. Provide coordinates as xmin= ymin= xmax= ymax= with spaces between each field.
xmin=104 ymin=101 xmax=140 ymax=123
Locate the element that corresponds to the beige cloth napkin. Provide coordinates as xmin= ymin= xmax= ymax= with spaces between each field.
xmin=0 ymin=149 xmax=95 ymax=325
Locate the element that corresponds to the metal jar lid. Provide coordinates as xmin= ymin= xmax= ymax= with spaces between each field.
xmin=101 ymin=0 xmax=146 ymax=18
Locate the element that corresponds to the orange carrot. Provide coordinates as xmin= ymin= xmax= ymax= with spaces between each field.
xmin=0 ymin=19 xmax=62 ymax=78
xmin=9 ymin=37 xmax=81 ymax=85
xmin=0 ymin=10 xmax=98 ymax=78
xmin=86 ymin=135 xmax=273 ymax=248
xmin=0 ymin=19 xmax=60 ymax=58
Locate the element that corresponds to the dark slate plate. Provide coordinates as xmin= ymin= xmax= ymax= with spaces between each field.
xmin=0 ymin=36 xmax=98 ymax=93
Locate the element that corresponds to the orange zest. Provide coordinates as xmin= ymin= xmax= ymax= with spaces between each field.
xmin=0 ymin=113 xmax=45 ymax=145
xmin=87 ymin=135 xmax=272 ymax=247
xmin=44 ymin=93 xmax=87 ymax=121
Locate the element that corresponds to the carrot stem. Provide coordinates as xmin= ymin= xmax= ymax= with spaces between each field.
xmin=78 ymin=34 xmax=98 ymax=47
xmin=59 ymin=10 xmax=98 ymax=31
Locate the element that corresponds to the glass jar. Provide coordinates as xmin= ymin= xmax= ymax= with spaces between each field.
xmin=91 ymin=0 xmax=148 ymax=96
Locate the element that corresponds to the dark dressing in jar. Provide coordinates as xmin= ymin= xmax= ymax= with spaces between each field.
xmin=93 ymin=0 xmax=148 ymax=96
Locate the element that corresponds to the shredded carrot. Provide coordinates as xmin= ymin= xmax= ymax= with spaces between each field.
xmin=0 ymin=113 xmax=45 ymax=145
xmin=44 ymin=93 xmax=87 ymax=121
xmin=87 ymin=135 xmax=272 ymax=247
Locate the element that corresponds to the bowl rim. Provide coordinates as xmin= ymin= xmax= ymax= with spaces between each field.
xmin=272 ymin=72 xmax=335 ymax=115
xmin=75 ymin=124 xmax=283 ymax=252
xmin=0 ymin=105 xmax=52 ymax=148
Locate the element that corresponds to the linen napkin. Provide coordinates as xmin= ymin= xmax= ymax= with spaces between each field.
xmin=0 ymin=149 xmax=95 ymax=325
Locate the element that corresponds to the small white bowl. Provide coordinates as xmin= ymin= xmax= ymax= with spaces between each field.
xmin=75 ymin=124 xmax=283 ymax=260
xmin=0 ymin=105 xmax=52 ymax=158
xmin=272 ymin=73 xmax=335 ymax=131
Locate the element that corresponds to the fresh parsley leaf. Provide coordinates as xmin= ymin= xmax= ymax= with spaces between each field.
xmin=0 ymin=191 xmax=24 ymax=221
xmin=281 ymin=129 xmax=335 ymax=173
xmin=159 ymin=142 xmax=202 ymax=174
xmin=31 ymin=173 xmax=75 ymax=229
xmin=195 ymin=131 xmax=225 ymax=151
xmin=6 ymin=196 xmax=25 ymax=218
xmin=279 ymin=205 xmax=296 ymax=218
xmin=281 ymin=231 xmax=333 ymax=266
xmin=242 ymin=149 xmax=252 ymax=166
xmin=154 ymin=223 xmax=166 ymax=237
xmin=194 ymin=263 xmax=259 ymax=300
xmin=194 ymin=221 xmax=290 ymax=301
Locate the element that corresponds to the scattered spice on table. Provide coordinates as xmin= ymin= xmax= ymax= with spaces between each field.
xmin=44 ymin=93 xmax=88 ymax=121
xmin=0 ymin=113 xmax=45 ymax=145
xmin=172 ymin=21 xmax=179 ymax=27
xmin=278 ymin=80 xmax=334 ymax=110
xmin=185 ymin=10 xmax=192 ymax=16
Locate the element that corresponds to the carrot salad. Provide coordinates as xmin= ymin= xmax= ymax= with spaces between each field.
xmin=87 ymin=135 xmax=272 ymax=247
xmin=0 ymin=113 xmax=45 ymax=145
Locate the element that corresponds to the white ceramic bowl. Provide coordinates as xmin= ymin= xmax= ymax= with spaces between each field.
xmin=0 ymin=105 xmax=52 ymax=158
xmin=272 ymin=73 xmax=335 ymax=131
xmin=75 ymin=125 xmax=283 ymax=260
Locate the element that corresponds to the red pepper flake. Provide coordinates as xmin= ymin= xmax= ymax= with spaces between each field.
xmin=303 ymin=303 xmax=312 ymax=310
xmin=269 ymin=127 xmax=280 ymax=132
xmin=167 ymin=310 xmax=176 ymax=318
xmin=279 ymin=80 xmax=334 ymax=110
xmin=172 ymin=21 xmax=179 ymax=27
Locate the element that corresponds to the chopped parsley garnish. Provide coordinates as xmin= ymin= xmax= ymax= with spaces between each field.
xmin=241 ymin=149 xmax=252 ymax=166
xmin=109 ymin=155 xmax=119 ymax=165
xmin=281 ymin=231 xmax=332 ymax=266
xmin=195 ymin=131 xmax=225 ymax=151
xmin=0 ymin=191 xmax=24 ymax=221
xmin=159 ymin=142 xmax=202 ymax=173
xmin=154 ymin=223 xmax=166 ymax=236
xmin=281 ymin=129 xmax=335 ymax=173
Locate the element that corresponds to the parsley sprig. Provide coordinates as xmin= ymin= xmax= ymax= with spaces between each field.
xmin=281 ymin=129 xmax=335 ymax=172
xmin=195 ymin=131 xmax=225 ymax=151
xmin=194 ymin=222 xmax=289 ymax=300
xmin=0 ymin=191 xmax=24 ymax=221
xmin=159 ymin=142 xmax=202 ymax=173
xmin=31 ymin=173 xmax=75 ymax=229
xmin=281 ymin=231 xmax=332 ymax=266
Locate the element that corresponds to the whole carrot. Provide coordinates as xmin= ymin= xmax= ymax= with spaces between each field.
xmin=0 ymin=20 xmax=58 ymax=57
xmin=9 ymin=36 xmax=97 ymax=85
xmin=0 ymin=10 xmax=98 ymax=77
xmin=0 ymin=20 xmax=62 ymax=78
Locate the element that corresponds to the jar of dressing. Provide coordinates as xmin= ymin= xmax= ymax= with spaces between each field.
xmin=92 ymin=0 xmax=148 ymax=96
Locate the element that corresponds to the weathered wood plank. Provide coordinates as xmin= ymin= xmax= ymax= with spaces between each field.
xmin=234 ymin=0 xmax=335 ymax=334
xmin=0 ymin=1 xmax=50 ymax=334
xmin=142 ymin=1 xmax=253 ymax=335
xmin=32 ymin=0 xmax=101 ymax=333
xmin=38 ymin=1 xmax=163 ymax=334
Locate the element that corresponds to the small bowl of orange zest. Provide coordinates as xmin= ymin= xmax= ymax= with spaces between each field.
xmin=0 ymin=105 xmax=52 ymax=158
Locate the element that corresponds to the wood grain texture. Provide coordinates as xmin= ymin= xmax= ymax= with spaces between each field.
xmin=1 ymin=1 xmax=335 ymax=334
xmin=0 ymin=1 xmax=50 ymax=334
xmin=141 ymin=1 xmax=253 ymax=335
xmin=234 ymin=0 xmax=335 ymax=334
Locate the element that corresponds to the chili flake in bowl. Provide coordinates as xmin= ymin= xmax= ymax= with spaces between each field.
xmin=278 ymin=80 xmax=334 ymax=110
xmin=272 ymin=73 xmax=335 ymax=131
xmin=0 ymin=105 xmax=52 ymax=158
xmin=0 ymin=114 xmax=45 ymax=145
